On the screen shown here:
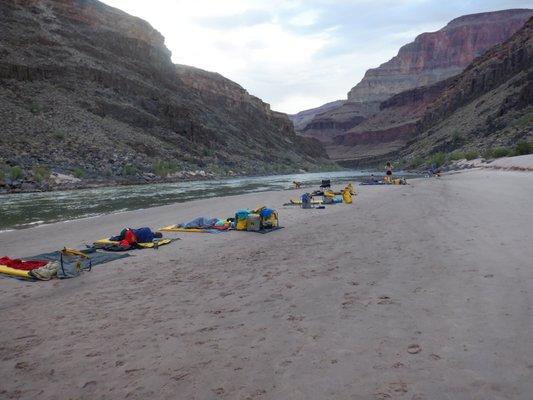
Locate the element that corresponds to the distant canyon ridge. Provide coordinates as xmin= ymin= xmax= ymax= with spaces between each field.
xmin=290 ymin=9 xmax=533 ymax=167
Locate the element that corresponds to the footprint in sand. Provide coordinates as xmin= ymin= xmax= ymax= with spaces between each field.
xmin=407 ymin=344 xmax=422 ymax=354
xmin=375 ymin=381 xmax=409 ymax=399
xmin=377 ymin=296 xmax=393 ymax=305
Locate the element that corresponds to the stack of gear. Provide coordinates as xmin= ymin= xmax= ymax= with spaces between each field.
xmin=235 ymin=206 xmax=280 ymax=232
xmin=342 ymin=185 xmax=353 ymax=204
xmin=259 ymin=208 xmax=278 ymax=229
xmin=345 ymin=183 xmax=356 ymax=195
xmin=323 ymin=189 xmax=336 ymax=204
xmin=235 ymin=210 xmax=250 ymax=231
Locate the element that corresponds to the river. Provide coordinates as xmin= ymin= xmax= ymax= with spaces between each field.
xmin=0 ymin=170 xmax=415 ymax=230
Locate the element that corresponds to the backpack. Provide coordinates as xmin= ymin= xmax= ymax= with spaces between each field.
xmin=235 ymin=210 xmax=250 ymax=230
xmin=301 ymin=193 xmax=312 ymax=209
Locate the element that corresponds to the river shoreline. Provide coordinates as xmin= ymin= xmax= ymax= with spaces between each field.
xmin=1 ymin=169 xmax=409 ymax=231
xmin=0 ymin=164 xmax=350 ymax=195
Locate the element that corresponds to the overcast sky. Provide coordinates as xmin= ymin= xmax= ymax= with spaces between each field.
xmin=101 ymin=0 xmax=533 ymax=114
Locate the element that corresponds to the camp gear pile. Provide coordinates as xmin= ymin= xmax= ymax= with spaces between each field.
xmin=234 ymin=207 xmax=281 ymax=233
xmin=285 ymin=183 xmax=356 ymax=207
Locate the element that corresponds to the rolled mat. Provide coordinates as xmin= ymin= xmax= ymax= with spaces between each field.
xmin=158 ymin=226 xmax=224 ymax=234
xmin=0 ymin=265 xmax=31 ymax=279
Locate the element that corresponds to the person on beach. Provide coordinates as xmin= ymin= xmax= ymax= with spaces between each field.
xmin=385 ymin=161 xmax=393 ymax=183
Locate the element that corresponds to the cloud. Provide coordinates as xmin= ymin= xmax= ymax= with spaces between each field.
xmin=289 ymin=10 xmax=320 ymax=27
xmin=101 ymin=0 xmax=533 ymax=113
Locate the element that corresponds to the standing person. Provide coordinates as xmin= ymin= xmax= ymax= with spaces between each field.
xmin=385 ymin=161 xmax=393 ymax=182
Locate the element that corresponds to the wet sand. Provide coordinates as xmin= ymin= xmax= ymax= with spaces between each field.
xmin=1 ymin=167 xmax=532 ymax=399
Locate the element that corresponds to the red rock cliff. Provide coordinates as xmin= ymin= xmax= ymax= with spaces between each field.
xmin=347 ymin=9 xmax=533 ymax=103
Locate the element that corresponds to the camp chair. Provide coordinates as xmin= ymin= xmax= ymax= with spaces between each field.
xmin=320 ymin=179 xmax=331 ymax=189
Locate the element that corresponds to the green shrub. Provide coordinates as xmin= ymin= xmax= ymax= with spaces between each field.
xmin=428 ymin=152 xmax=446 ymax=167
xmin=153 ymin=160 xmax=170 ymax=177
xmin=515 ymin=141 xmax=533 ymax=156
xmin=491 ymin=147 xmax=511 ymax=158
xmin=32 ymin=165 xmax=50 ymax=182
xmin=514 ymin=113 xmax=533 ymax=128
xmin=9 ymin=166 xmax=23 ymax=180
xmin=448 ymin=151 xmax=465 ymax=161
xmin=451 ymin=132 xmax=463 ymax=147
xmin=464 ymin=151 xmax=478 ymax=160
xmin=202 ymin=148 xmax=215 ymax=157
xmin=408 ymin=156 xmax=424 ymax=168
xmin=122 ymin=164 xmax=137 ymax=176
xmin=30 ymin=102 xmax=42 ymax=115
xmin=72 ymin=167 xmax=85 ymax=179
xmin=53 ymin=131 xmax=65 ymax=140
xmin=153 ymin=160 xmax=180 ymax=177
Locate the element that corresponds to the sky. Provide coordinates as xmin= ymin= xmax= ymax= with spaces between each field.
xmin=101 ymin=0 xmax=533 ymax=114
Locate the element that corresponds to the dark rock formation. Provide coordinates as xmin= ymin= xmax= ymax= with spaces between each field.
xmin=0 ymin=0 xmax=331 ymax=190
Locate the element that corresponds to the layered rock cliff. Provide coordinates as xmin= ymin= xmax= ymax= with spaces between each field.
xmin=334 ymin=17 xmax=533 ymax=167
xmin=295 ymin=8 xmax=533 ymax=161
xmin=347 ymin=9 xmax=533 ymax=103
xmin=0 ymin=0 xmax=331 ymax=190
xmin=401 ymin=16 xmax=533 ymax=161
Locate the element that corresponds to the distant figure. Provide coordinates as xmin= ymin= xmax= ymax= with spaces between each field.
xmin=385 ymin=161 xmax=393 ymax=183
xmin=386 ymin=161 xmax=393 ymax=177
xmin=293 ymin=181 xmax=302 ymax=189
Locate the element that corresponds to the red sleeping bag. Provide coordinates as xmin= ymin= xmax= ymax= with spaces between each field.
xmin=0 ymin=257 xmax=48 ymax=271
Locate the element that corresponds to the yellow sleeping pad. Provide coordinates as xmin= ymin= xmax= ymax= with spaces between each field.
xmin=290 ymin=199 xmax=323 ymax=205
xmin=0 ymin=265 xmax=31 ymax=279
xmin=93 ymin=238 xmax=172 ymax=248
xmin=159 ymin=225 xmax=212 ymax=233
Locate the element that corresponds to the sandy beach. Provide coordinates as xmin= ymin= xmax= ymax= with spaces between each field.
xmin=1 ymin=166 xmax=532 ymax=399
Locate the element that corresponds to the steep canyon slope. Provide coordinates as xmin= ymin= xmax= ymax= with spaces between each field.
xmin=0 ymin=0 xmax=330 ymax=190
